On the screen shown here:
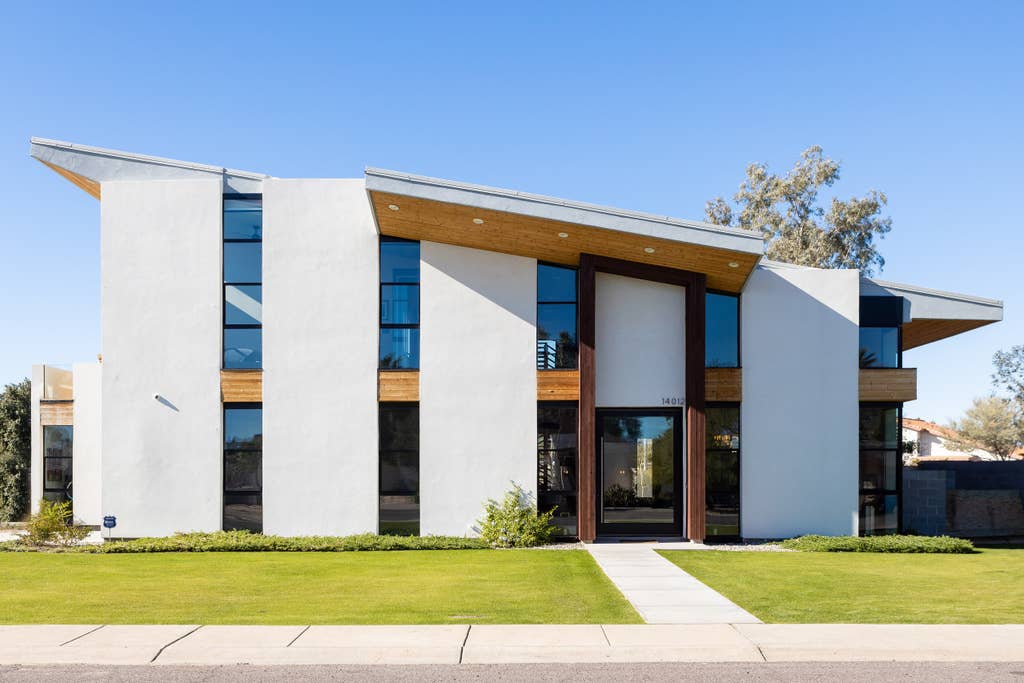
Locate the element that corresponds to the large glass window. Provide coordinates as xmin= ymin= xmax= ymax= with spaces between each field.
xmin=379 ymin=404 xmax=419 ymax=535
xmin=537 ymin=264 xmax=578 ymax=369
xmin=224 ymin=196 xmax=262 ymax=369
xmin=538 ymin=403 xmax=578 ymax=536
xmin=224 ymin=404 xmax=262 ymax=533
xmin=859 ymin=404 xmax=901 ymax=535
xmin=706 ymin=293 xmax=739 ymax=367
xmin=705 ymin=404 xmax=740 ymax=539
xmin=42 ymin=425 xmax=73 ymax=505
xmin=380 ymin=238 xmax=420 ymax=369
xmin=859 ymin=327 xmax=900 ymax=368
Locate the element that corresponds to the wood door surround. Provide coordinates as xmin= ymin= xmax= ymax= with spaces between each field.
xmin=578 ymin=253 xmax=706 ymax=542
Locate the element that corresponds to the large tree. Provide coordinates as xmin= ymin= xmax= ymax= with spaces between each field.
xmin=993 ymin=345 xmax=1024 ymax=409
xmin=946 ymin=396 xmax=1024 ymax=461
xmin=706 ymin=146 xmax=893 ymax=275
xmin=0 ymin=378 xmax=32 ymax=521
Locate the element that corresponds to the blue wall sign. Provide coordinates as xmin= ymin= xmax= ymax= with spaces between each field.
xmin=103 ymin=516 xmax=117 ymax=529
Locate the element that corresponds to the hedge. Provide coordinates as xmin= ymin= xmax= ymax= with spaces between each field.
xmin=1 ymin=530 xmax=489 ymax=553
xmin=781 ymin=534 xmax=975 ymax=554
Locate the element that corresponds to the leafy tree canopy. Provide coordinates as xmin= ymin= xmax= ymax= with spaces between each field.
xmin=706 ymin=146 xmax=892 ymax=275
xmin=946 ymin=395 xmax=1024 ymax=461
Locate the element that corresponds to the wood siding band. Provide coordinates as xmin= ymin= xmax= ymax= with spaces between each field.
xmin=220 ymin=370 xmax=263 ymax=403
xmin=39 ymin=400 xmax=74 ymax=426
xmin=378 ymin=370 xmax=420 ymax=402
xmin=537 ymin=370 xmax=580 ymax=401
xmin=859 ymin=368 xmax=917 ymax=402
xmin=705 ymin=368 xmax=742 ymax=402
xmin=577 ymin=253 xmax=707 ymax=542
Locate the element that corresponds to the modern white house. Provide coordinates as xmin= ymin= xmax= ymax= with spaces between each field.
xmin=28 ymin=138 xmax=1004 ymax=541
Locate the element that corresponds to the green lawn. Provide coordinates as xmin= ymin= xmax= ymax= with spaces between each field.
xmin=0 ymin=550 xmax=640 ymax=625
xmin=660 ymin=548 xmax=1024 ymax=624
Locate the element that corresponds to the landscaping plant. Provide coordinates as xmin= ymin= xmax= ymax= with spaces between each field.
xmin=478 ymin=483 xmax=557 ymax=548
xmin=781 ymin=534 xmax=974 ymax=553
xmin=24 ymin=499 xmax=90 ymax=547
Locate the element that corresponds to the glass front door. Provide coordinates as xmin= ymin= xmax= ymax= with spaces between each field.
xmin=597 ymin=410 xmax=683 ymax=537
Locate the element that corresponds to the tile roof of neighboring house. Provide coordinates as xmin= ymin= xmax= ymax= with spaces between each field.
xmin=902 ymin=417 xmax=959 ymax=440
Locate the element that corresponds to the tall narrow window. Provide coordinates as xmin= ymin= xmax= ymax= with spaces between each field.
xmin=224 ymin=196 xmax=262 ymax=369
xmin=706 ymin=292 xmax=739 ymax=367
xmin=42 ymin=425 xmax=73 ymax=505
xmin=224 ymin=404 xmax=262 ymax=533
xmin=537 ymin=264 xmax=577 ymax=369
xmin=380 ymin=238 xmax=420 ymax=369
xmin=538 ymin=403 xmax=578 ymax=536
xmin=859 ymin=404 xmax=901 ymax=535
xmin=379 ymin=404 xmax=419 ymax=535
xmin=705 ymin=404 xmax=740 ymax=540
xmin=859 ymin=296 xmax=903 ymax=368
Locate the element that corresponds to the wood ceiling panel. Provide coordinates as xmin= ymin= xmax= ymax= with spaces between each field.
xmin=370 ymin=192 xmax=760 ymax=292
xmin=902 ymin=318 xmax=993 ymax=350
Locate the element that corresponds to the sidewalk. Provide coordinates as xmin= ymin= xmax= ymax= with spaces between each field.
xmin=2 ymin=624 xmax=1024 ymax=665
xmin=586 ymin=543 xmax=760 ymax=624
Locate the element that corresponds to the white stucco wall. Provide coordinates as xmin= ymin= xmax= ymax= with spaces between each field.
xmin=261 ymin=179 xmax=379 ymax=535
xmin=29 ymin=365 xmax=43 ymax=515
xmin=100 ymin=179 xmax=223 ymax=537
xmin=419 ymin=243 xmax=537 ymax=536
xmin=72 ymin=362 xmax=102 ymax=526
xmin=741 ymin=263 xmax=860 ymax=538
xmin=596 ymin=273 xmax=686 ymax=408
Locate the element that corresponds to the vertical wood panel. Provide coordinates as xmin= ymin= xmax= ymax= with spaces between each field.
xmin=39 ymin=401 xmax=74 ymax=426
xmin=685 ymin=275 xmax=707 ymax=542
xmin=577 ymin=255 xmax=597 ymax=542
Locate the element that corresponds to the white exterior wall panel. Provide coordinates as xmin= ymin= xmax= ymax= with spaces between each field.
xmin=741 ymin=264 xmax=860 ymax=538
xmin=72 ymin=362 xmax=102 ymax=526
xmin=100 ymin=179 xmax=223 ymax=537
xmin=419 ymin=243 xmax=537 ymax=536
xmin=261 ymin=179 xmax=379 ymax=535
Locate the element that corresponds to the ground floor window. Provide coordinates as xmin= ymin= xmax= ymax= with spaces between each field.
xmin=705 ymin=404 xmax=740 ymax=540
xmin=42 ymin=425 xmax=73 ymax=505
xmin=224 ymin=404 xmax=262 ymax=533
xmin=379 ymin=404 xmax=419 ymax=535
xmin=859 ymin=403 xmax=901 ymax=535
xmin=538 ymin=403 xmax=578 ymax=537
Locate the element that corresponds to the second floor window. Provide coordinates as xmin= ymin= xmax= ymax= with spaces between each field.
xmin=223 ymin=196 xmax=262 ymax=369
xmin=380 ymin=238 xmax=420 ymax=369
xmin=706 ymin=292 xmax=739 ymax=368
xmin=859 ymin=327 xmax=900 ymax=368
xmin=537 ymin=263 xmax=578 ymax=369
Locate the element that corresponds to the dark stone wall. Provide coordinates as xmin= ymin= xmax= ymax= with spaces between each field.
xmin=904 ymin=462 xmax=1024 ymax=538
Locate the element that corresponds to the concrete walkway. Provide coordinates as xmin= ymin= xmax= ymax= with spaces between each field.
xmin=2 ymin=624 xmax=1024 ymax=665
xmin=586 ymin=543 xmax=760 ymax=624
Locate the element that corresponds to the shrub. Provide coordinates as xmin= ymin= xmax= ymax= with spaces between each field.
xmin=0 ymin=379 xmax=31 ymax=522
xmin=478 ymin=483 xmax=557 ymax=548
xmin=781 ymin=534 xmax=975 ymax=554
xmin=79 ymin=531 xmax=488 ymax=553
xmin=24 ymin=499 xmax=91 ymax=547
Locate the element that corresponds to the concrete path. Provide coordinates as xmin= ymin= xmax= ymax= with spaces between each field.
xmin=586 ymin=543 xmax=761 ymax=624
xmin=2 ymin=625 xmax=1024 ymax=665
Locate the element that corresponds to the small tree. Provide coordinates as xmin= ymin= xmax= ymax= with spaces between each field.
xmin=946 ymin=396 xmax=1024 ymax=461
xmin=0 ymin=379 xmax=32 ymax=522
xmin=706 ymin=146 xmax=892 ymax=275
xmin=993 ymin=346 xmax=1024 ymax=409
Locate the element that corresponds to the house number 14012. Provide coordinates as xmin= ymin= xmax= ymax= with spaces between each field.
xmin=661 ymin=397 xmax=684 ymax=406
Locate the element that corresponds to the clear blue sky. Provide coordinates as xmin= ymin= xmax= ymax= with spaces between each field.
xmin=1 ymin=1 xmax=1021 ymax=423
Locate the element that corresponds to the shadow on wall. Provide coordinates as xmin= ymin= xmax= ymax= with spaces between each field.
xmin=420 ymin=244 xmax=536 ymax=327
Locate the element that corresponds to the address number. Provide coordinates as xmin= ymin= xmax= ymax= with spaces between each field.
xmin=661 ymin=397 xmax=685 ymax=406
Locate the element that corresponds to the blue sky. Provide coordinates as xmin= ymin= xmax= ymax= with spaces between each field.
xmin=0 ymin=1 xmax=1020 ymax=422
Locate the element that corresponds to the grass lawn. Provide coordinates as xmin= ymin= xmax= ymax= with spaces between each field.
xmin=0 ymin=550 xmax=640 ymax=625
xmin=660 ymin=548 xmax=1024 ymax=624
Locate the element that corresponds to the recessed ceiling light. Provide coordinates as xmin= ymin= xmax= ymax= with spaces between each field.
xmin=558 ymin=232 xmax=569 ymax=238
xmin=644 ymin=247 xmax=656 ymax=254
xmin=472 ymin=218 xmax=484 ymax=225
xmin=387 ymin=204 xmax=400 ymax=211
xmin=728 ymin=261 xmax=739 ymax=268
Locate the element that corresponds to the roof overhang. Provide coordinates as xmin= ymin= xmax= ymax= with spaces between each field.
xmin=29 ymin=137 xmax=269 ymax=199
xmin=861 ymin=277 xmax=1003 ymax=350
xmin=365 ymin=168 xmax=764 ymax=292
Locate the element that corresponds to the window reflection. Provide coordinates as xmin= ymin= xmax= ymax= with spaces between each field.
xmin=224 ymin=405 xmax=262 ymax=533
xmin=380 ymin=239 xmax=420 ymax=370
xmin=537 ymin=264 xmax=577 ymax=370
xmin=380 ymin=404 xmax=419 ymax=535
xmin=538 ymin=404 xmax=578 ymax=536
xmin=706 ymin=293 xmax=739 ymax=368
xmin=859 ymin=327 xmax=899 ymax=368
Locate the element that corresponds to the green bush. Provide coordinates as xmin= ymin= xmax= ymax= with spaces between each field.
xmin=478 ymin=483 xmax=557 ymax=548
xmin=0 ymin=379 xmax=31 ymax=522
xmin=24 ymin=499 xmax=90 ymax=547
xmin=76 ymin=531 xmax=488 ymax=553
xmin=781 ymin=534 xmax=975 ymax=554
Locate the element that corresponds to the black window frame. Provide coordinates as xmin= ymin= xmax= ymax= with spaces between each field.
xmin=705 ymin=290 xmax=741 ymax=368
xmin=379 ymin=402 xmax=420 ymax=536
xmin=859 ymin=326 xmax=903 ymax=369
xmin=858 ymin=402 xmax=903 ymax=536
xmin=859 ymin=296 xmax=904 ymax=369
xmin=536 ymin=262 xmax=579 ymax=370
xmin=223 ymin=194 xmax=263 ymax=370
xmin=223 ymin=402 xmax=263 ymax=533
xmin=42 ymin=424 xmax=73 ymax=505
xmin=705 ymin=402 xmax=740 ymax=541
xmin=379 ymin=237 xmax=421 ymax=371
xmin=537 ymin=401 xmax=579 ymax=539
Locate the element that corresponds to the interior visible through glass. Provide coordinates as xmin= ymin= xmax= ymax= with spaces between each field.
xmin=600 ymin=414 xmax=676 ymax=527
